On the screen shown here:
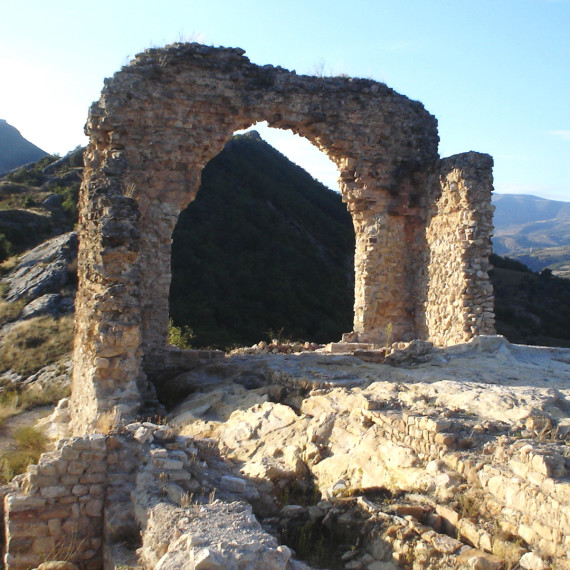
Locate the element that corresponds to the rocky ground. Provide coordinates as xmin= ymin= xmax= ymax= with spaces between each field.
xmin=4 ymin=334 xmax=569 ymax=569
xmin=116 ymin=335 xmax=570 ymax=570
xmin=0 ymin=232 xmax=75 ymax=408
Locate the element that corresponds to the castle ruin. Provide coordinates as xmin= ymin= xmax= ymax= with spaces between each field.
xmin=6 ymin=43 xmax=570 ymax=570
xmin=69 ymin=43 xmax=494 ymax=433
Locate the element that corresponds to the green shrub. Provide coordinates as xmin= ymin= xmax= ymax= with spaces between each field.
xmin=50 ymin=182 xmax=80 ymax=221
xmin=490 ymin=253 xmax=532 ymax=273
xmin=22 ymin=195 xmax=35 ymax=208
xmin=168 ymin=319 xmax=195 ymax=349
xmin=5 ymin=155 xmax=58 ymax=187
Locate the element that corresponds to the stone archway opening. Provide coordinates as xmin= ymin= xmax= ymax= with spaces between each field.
xmin=238 ymin=121 xmax=342 ymax=192
xmin=71 ymin=43 xmax=495 ymax=433
xmin=168 ymin=123 xmax=355 ymax=350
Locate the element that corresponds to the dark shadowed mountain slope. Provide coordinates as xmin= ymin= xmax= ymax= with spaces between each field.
xmin=0 ymin=120 xmax=48 ymax=175
xmin=169 ymin=131 xmax=355 ymax=348
xmin=490 ymin=254 xmax=570 ymax=348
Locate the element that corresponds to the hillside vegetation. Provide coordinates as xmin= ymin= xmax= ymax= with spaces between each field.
xmin=490 ymin=254 xmax=570 ymax=347
xmin=1 ymin=132 xmax=570 ymax=349
xmin=170 ymin=132 xmax=355 ymax=347
xmin=0 ymin=149 xmax=82 ymax=261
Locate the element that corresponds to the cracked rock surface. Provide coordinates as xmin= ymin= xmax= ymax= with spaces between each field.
xmin=166 ymin=336 xmax=570 ymax=569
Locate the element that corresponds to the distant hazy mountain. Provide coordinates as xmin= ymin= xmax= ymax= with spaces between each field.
xmin=0 ymin=119 xmax=48 ymax=176
xmin=492 ymin=193 xmax=570 ymax=277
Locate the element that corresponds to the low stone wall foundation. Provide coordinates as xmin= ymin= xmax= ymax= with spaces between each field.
xmin=4 ymin=436 xmax=107 ymax=569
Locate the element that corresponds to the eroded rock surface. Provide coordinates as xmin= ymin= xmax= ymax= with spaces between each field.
xmin=2 ymin=232 xmax=77 ymax=303
xmin=169 ymin=336 xmax=570 ymax=569
xmin=5 ymin=336 xmax=569 ymax=569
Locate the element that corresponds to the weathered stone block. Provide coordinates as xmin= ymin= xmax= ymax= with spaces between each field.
xmin=85 ymin=498 xmax=104 ymax=517
xmin=88 ymin=433 xmax=107 ymax=450
xmin=67 ymin=461 xmax=87 ymax=475
xmin=434 ymin=433 xmax=455 ymax=446
xmin=40 ymin=485 xmax=68 ymax=499
xmin=79 ymin=473 xmax=106 ymax=484
xmin=5 ymin=494 xmax=47 ymax=512
xmin=71 ymin=484 xmax=89 ymax=496
xmin=61 ymin=447 xmax=80 ymax=461
xmin=220 ymin=475 xmax=247 ymax=494
xmin=89 ymin=484 xmax=105 ymax=497
xmin=32 ymin=535 xmax=55 ymax=554
xmin=152 ymin=458 xmax=184 ymax=470
xmin=37 ymin=506 xmax=72 ymax=520
xmin=47 ymin=518 xmax=62 ymax=537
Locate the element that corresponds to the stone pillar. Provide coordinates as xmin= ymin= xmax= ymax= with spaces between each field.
xmin=425 ymin=152 xmax=495 ymax=345
xmin=350 ymin=205 xmax=417 ymax=343
xmin=340 ymin=159 xmax=434 ymax=345
xmin=137 ymin=200 xmax=185 ymax=353
xmin=70 ymin=106 xmax=144 ymax=435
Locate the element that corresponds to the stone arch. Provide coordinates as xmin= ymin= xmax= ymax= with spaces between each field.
xmin=71 ymin=43 xmax=494 ymax=433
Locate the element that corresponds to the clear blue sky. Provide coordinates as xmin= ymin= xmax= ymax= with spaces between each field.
xmin=1 ymin=0 xmax=569 ymax=200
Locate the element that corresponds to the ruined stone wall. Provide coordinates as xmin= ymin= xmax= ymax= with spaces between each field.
xmin=359 ymin=408 xmax=570 ymax=560
xmin=3 ymin=431 xmax=147 ymax=569
xmin=71 ymin=43 xmax=494 ymax=432
xmin=3 ymin=436 xmax=107 ymax=569
xmin=2 ymin=423 xmax=280 ymax=569
xmin=425 ymin=153 xmax=495 ymax=345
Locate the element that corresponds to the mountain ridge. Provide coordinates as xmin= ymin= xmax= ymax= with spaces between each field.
xmin=0 ymin=119 xmax=48 ymax=176
xmin=493 ymin=193 xmax=570 ymax=229
xmin=492 ymin=192 xmax=570 ymax=276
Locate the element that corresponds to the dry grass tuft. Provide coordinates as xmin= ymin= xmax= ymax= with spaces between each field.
xmin=0 ymin=383 xmax=70 ymax=429
xmin=0 ymin=314 xmax=74 ymax=376
xmin=0 ymin=297 xmax=25 ymax=326
xmin=0 ymin=425 xmax=49 ymax=483
xmin=14 ymin=425 xmax=48 ymax=454
xmin=0 ymin=256 xmax=20 ymax=276
xmin=0 ymin=392 xmax=19 ymax=426
xmin=96 ymin=408 xmax=121 ymax=435
xmin=19 ymin=383 xmax=71 ymax=411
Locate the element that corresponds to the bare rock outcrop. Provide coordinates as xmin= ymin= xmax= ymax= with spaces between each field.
xmin=169 ymin=336 xmax=570 ymax=569
xmin=3 ymin=337 xmax=570 ymax=569
xmin=2 ymin=232 xmax=77 ymax=303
